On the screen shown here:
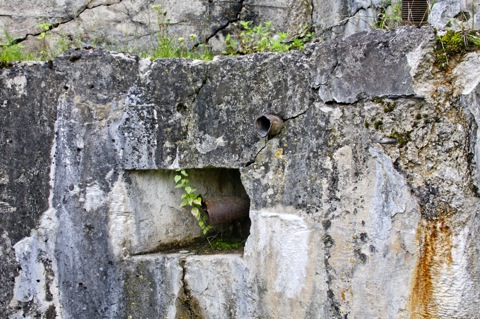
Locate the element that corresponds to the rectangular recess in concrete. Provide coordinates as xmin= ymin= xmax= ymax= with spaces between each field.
xmin=123 ymin=168 xmax=249 ymax=255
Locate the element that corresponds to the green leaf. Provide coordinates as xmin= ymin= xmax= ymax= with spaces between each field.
xmin=185 ymin=186 xmax=192 ymax=194
xmin=191 ymin=207 xmax=200 ymax=217
xmin=181 ymin=193 xmax=187 ymax=199
xmin=181 ymin=170 xmax=188 ymax=176
xmin=180 ymin=199 xmax=188 ymax=207
xmin=175 ymin=184 xmax=184 ymax=188
xmin=174 ymin=175 xmax=181 ymax=183
xmin=193 ymin=198 xmax=202 ymax=206
xmin=240 ymin=21 xmax=250 ymax=30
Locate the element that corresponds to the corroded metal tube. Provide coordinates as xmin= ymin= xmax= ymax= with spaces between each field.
xmin=202 ymin=197 xmax=250 ymax=226
xmin=255 ymin=114 xmax=284 ymax=137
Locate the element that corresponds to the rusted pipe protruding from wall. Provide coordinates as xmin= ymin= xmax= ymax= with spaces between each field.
xmin=202 ymin=197 xmax=250 ymax=226
xmin=255 ymin=114 xmax=284 ymax=137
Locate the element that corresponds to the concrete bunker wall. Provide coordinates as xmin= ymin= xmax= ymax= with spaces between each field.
xmin=1 ymin=27 xmax=480 ymax=318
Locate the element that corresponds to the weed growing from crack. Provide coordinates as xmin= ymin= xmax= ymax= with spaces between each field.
xmin=434 ymin=29 xmax=480 ymax=70
xmin=36 ymin=21 xmax=55 ymax=60
xmin=432 ymin=1 xmax=480 ymax=70
xmin=223 ymin=21 xmax=313 ymax=55
xmin=1 ymin=7 xmax=316 ymax=63
xmin=142 ymin=4 xmax=213 ymax=60
xmin=0 ymin=31 xmax=34 ymax=64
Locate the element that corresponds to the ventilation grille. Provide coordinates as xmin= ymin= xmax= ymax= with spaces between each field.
xmin=402 ymin=0 xmax=429 ymax=26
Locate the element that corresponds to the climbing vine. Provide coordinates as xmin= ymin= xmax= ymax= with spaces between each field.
xmin=174 ymin=169 xmax=212 ymax=235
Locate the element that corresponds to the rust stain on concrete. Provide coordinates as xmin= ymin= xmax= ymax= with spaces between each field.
xmin=410 ymin=217 xmax=452 ymax=318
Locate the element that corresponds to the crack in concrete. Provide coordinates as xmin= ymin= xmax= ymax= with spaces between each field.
xmin=315 ymin=4 xmax=374 ymax=39
xmin=284 ymin=107 xmax=309 ymax=122
xmin=310 ymin=0 xmax=315 ymax=32
xmin=316 ymin=58 xmax=340 ymax=89
xmin=245 ymin=106 xmax=311 ymax=168
xmin=199 ymin=0 xmax=245 ymax=47
xmin=177 ymin=258 xmax=193 ymax=317
xmin=323 ymin=93 xmax=423 ymax=106
xmin=195 ymin=70 xmax=209 ymax=98
xmin=176 ymin=256 xmax=202 ymax=319
xmin=122 ymin=1 xmax=150 ymax=30
xmin=314 ymin=49 xmax=424 ymax=105
xmin=9 ymin=0 xmax=124 ymax=45
xmin=81 ymin=0 xmax=124 ymax=17
xmin=245 ymin=88 xmax=314 ymax=168
xmin=245 ymin=138 xmax=267 ymax=167
xmin=187 ymin=63 xmax=210 ymax=105
xmin=350 ymin=4 xmax=372 ymax=20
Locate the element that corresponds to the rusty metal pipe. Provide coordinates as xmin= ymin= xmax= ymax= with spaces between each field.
xmin=255 ymin=114 xmax=284 ymax=137
xmin=202 ymin=197 xmax=250 ymax=226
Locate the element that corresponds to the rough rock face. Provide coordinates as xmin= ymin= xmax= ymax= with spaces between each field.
xmin=429 ymin=0 xmax=480 ymax=31
xmin=1 ymin=27 xmax=480 ymax=318
xmin=0 ymin=0 xmax=473 ymax=54
xmin=0 ymin=0 xmax=312 ymax=53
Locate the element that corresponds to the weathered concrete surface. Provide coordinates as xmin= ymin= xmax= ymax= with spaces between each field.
xmin=245 ymin=211 xmax=327 ymax=318
xmin=0 ymin=63 xmax=59 ymax=318
xmin=123 ymin=254 xmax=183 ymax=319
xmin=429 ymin=0 xmax=480 ymax=31
xmin=1 ymin=26 xmax=480 ymax=318
xmin=0 ymin=0 xmax=466 ymax=55
xmin=184 ymin=254 xmax=253 ymax=318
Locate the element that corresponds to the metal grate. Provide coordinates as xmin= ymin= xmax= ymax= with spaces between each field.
xmin=402 ymin=0 xmax=429 ymax=26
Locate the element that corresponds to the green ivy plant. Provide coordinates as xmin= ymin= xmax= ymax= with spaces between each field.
xmin=174 ymin=169 xmax=213 ymax=235
xmin=223 ymin=21 xmax=313 ymax=55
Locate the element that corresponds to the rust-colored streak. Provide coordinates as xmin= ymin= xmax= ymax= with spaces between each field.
xmin=410 ymin=217 xmax=452 ymax=318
